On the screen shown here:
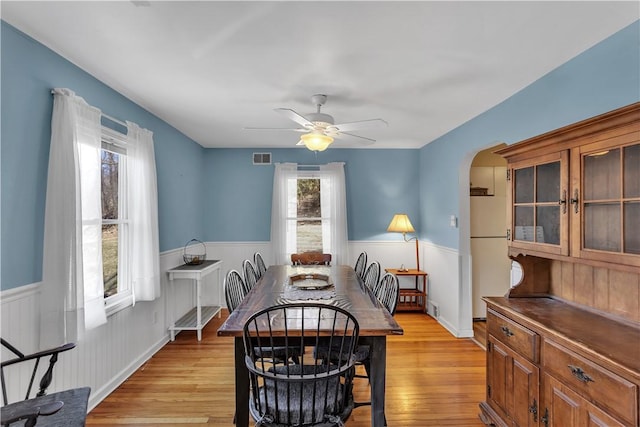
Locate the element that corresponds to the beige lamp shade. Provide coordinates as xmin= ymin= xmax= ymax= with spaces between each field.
xmin=299 ymin=133 xmax=334 ymax=152
xmin=387 ymin=213 xmax=415 ymax=234
xmin=387 ymin=213 xmax=420 ymax=270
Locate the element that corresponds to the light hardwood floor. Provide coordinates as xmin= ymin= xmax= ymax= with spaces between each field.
xmin=86 ymin=311 xmax=486 ymax=426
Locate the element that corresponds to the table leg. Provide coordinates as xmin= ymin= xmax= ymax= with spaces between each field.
xmin=235 ymin=337 xmax=249 ymax=427
xmin=169 ymin=278 xmax=176 ymax=341
xmin=366 ymin=336 xmax=387 ymax=426
xmin=422 ymin=275 xmax=427 ymax=312
xmin=196 ymin=278 xmax=202 ymax=341
xmin=217 ymin=267 xmax=222 ymax=318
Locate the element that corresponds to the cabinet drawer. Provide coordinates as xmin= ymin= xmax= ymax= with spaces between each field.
xmin=543 ymin=339 xmax=638 ymax=425
xmin=487 ymin=309 xmax=539 ymax=362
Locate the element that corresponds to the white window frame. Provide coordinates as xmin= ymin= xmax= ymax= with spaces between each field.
xmin=101 ymin=126 xmax=132 ymax=316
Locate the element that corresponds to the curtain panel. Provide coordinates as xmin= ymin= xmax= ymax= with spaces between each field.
xmin=126 ymin=122 xmax=161 ymax=303
xmin=41 ymin=88 xmax=106 ymax=348
xmin=319 ymin=163 xmax=349 ymax=265
xmin=271 ymin=163 xmax=298 ymax=265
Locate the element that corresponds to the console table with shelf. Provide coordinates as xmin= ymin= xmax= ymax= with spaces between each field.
xmin=385 ymin=268 xmax=428 ymax=312
xmin=167 ymin=259 xmax=223 ymax=341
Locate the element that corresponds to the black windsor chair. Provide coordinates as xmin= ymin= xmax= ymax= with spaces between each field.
xmin=243 ymin=304 xmax=359 ymax=426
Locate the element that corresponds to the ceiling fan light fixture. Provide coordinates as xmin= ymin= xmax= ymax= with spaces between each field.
xmin=299 ymin=132 xmax=333 ymax=152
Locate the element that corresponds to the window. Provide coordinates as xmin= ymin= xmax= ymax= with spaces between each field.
xmin=42 ymin=89 xmax=160 ymax=343
xmin=100 ymin=126 xmax=131 ymax=312
xmin=272 ymin=163 xmax=347 ymax=265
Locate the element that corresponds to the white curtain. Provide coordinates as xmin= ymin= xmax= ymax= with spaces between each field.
xmin=271 ymin=163 xmax=297 ymax=264
xmin=319 ymin=163 xmax=349 ymax=265
xmin=126 ymin=122 xmax=161 ymax=302
xmin=41 ymin=88 xmax=106 ymax=348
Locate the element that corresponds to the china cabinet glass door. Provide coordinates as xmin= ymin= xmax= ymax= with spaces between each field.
xmin=510 ymin=152 xmax=568 ymax=255
xmin=580 ymin=142 xmax=640 ymax=259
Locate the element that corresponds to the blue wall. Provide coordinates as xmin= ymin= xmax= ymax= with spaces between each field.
xmin=1 ymin=22 xmax=205 ymax=290
xmin=203 ymin=148 xmax=420 ymax=242
xmin=419 ymin=20 xmax=640 ymax=249
xmin=3 ymin=18 xmax=639 ymax=290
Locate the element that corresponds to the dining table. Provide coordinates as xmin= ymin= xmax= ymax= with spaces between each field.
xmin=217 ymin=264 xmax=404 ymax=427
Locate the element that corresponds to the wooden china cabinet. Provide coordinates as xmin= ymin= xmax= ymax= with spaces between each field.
xmin=479 ymin=102 xmax=640 ymax=427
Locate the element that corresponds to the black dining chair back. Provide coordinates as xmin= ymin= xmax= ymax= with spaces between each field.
xmin=362 ymin=261 xmax=380 ymax=292
xmin=253 ymin=252 xmax=268 ymax=279
xmin=1 ymin=339 xmax=90 ymax=427
xmin=242 ymin=259 xmax=259 ymax=291
xmin=224 ymin=270 xmax=249 ymax=313
xmin=354 ymin=252 xmax=367 ymax=279
xmin=374 ymin=273 xmax=400 ymax=315
xmin=243 ymin=303 xmax=359 ymax=426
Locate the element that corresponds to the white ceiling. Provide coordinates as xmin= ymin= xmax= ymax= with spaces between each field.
xmin=2 ymin=1 xmax=638 ymax=149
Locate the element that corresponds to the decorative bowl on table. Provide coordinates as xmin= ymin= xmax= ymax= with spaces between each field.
xmin=288 ymin=273 xmax=333 ymax=289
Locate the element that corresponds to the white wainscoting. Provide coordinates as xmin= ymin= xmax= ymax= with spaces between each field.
xmin=420 ymin=241 xmax=473 ymax=338
xmin=0 ymin=249 xmax=187 ymax=410
xmin=0 ymin=239 xmax=468 ymax=412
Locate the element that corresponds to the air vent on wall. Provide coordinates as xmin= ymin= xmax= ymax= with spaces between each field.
xmin=253 ymin=152 xmax=272 ymax=165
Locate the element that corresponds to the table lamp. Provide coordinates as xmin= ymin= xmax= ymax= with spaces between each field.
xmin=387 ymin=213 xmax=420 ymax=271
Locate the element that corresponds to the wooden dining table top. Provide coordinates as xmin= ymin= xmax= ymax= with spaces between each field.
xmin=217 ymin=264 xmax=404 ymax=337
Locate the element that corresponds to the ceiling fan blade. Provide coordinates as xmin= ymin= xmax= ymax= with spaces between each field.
xmin=330 ymin=119 xmax=388 ymax=133
xmin=244 ymin=127 xmax=307 ymax=132
xmin=334 ymin=132 xmax=376 ymax=144
xmin=274 ymin=108 xmax=314 ymax=128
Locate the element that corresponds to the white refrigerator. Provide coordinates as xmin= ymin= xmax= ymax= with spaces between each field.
xmin=470 ymin=167 xmax=512 ymax=319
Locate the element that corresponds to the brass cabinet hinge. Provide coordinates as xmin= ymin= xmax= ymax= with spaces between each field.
xmin=506 ymin=169 xmax=511 ymax=181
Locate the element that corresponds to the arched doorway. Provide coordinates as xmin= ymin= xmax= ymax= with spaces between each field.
xmin=457 ymin=143 xmax=511 ymax=342
xmin=469 ymin=145 xmax=510 ymax=327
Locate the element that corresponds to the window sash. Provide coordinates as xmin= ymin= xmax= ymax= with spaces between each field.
xmin=101 ymin=129 xmax=130 ymax=310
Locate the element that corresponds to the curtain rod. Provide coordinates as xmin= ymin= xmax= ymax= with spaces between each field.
xmin=102 ymin=113 xmax=127 ymax=128
xmin=274 ymin=162 xmax=345 ymax=168
xmin=51 ymin=88 xmax=131 ymax=130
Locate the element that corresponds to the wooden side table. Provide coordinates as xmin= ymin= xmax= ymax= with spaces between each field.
xmin=168 ymin=259 xmax=223 ymax=341
xmin=385 ymin=268 xmax=428 ymax=312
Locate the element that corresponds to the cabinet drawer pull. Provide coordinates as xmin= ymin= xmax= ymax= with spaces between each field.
xmin=500 ymin=325 xmax=514 ymax=337
xmin=568 ymin=364 xmax=594 ymax=383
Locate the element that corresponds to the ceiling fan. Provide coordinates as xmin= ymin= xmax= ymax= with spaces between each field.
xmin=246 ymin=94 xmax=388 ymax=151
